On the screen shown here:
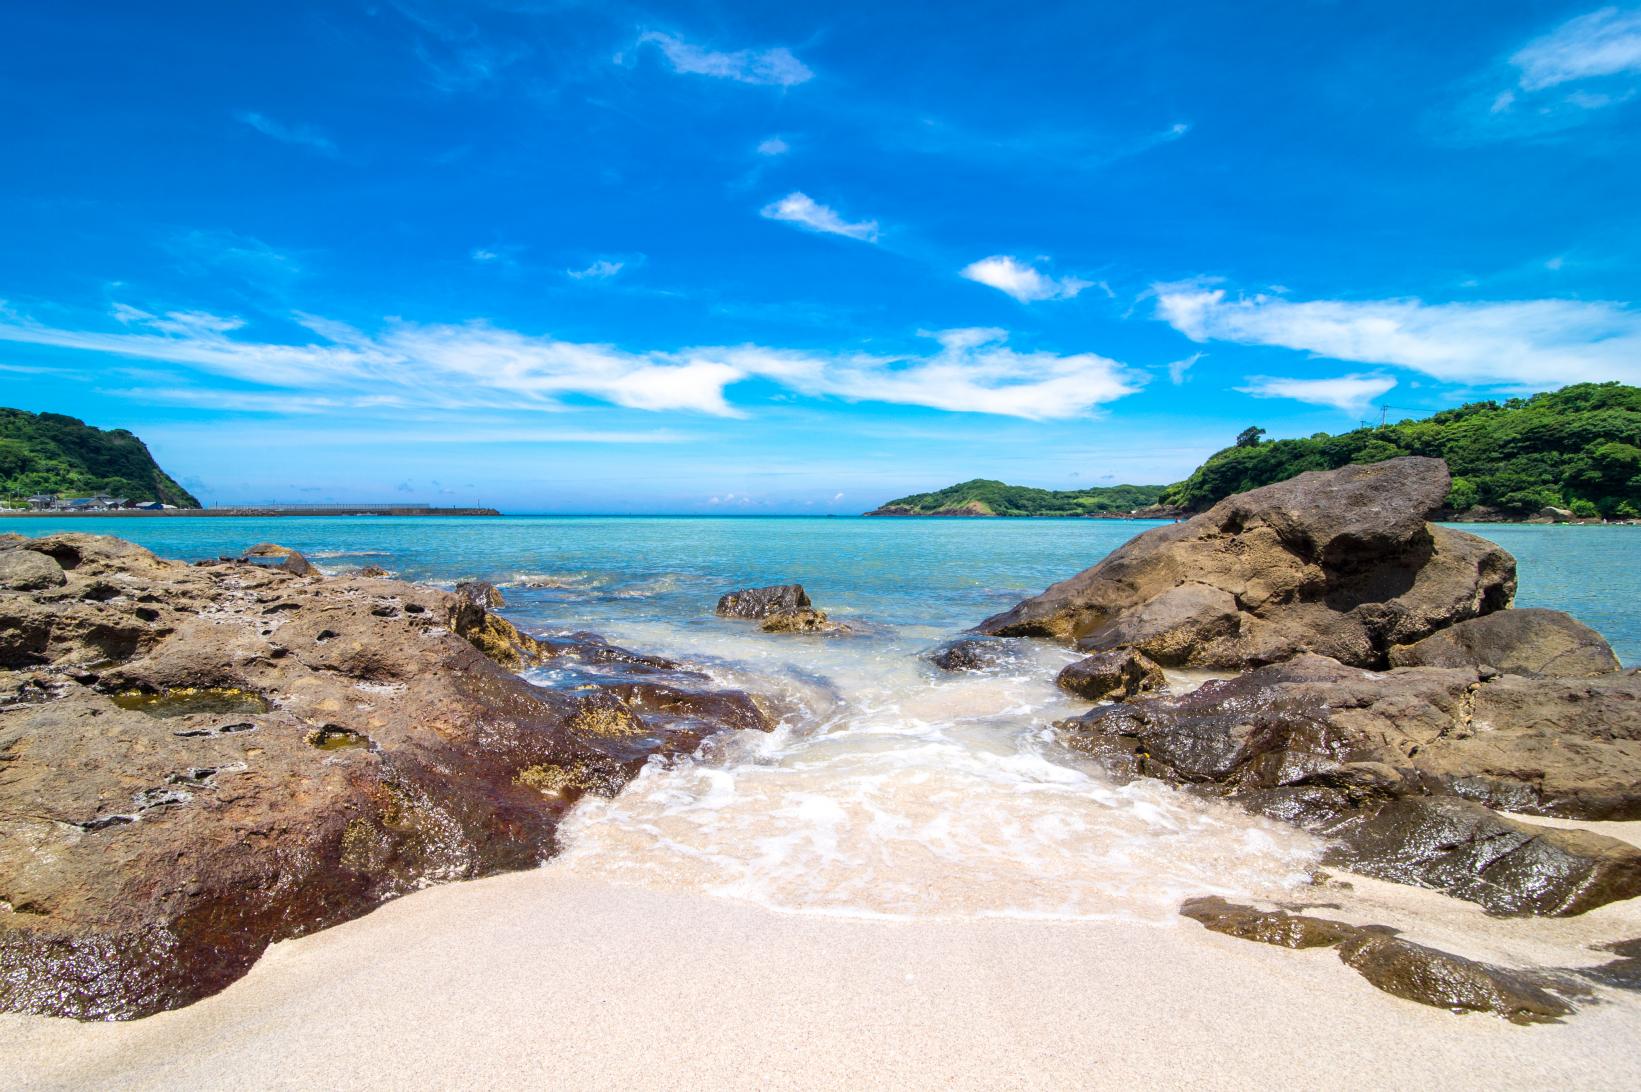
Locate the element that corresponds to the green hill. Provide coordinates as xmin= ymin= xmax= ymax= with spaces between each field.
xmin=870 ymin=382 xmax=1641 ymax=520
xmin=1161 ymin=382 xmax=1641 ymax=518
xmin=868 ymin=479 xmax=1165 ymax=517
xmin=0 ymin=408 xmax=200 ymax=507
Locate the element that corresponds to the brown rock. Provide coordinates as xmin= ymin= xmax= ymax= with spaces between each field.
xmin=927 ymin=636 xmax=1023 ymax=673
xmin=0 ymin=548 xmax=66 ymax=591
xmin=1055 ymin=648 xmax=1166 ymax=702
xmin=1389 ymin=607 xmax=1620 ymax=677
xmin=241 ymin=542 xmax=315 ymax=577
xmin=0 ymin=533 xmax=769 ymax=1020
xmin=1180 ymin=896 xmax=1574 ymax=1023
xmin=977 ymin=458 xmax=1515 ymax=670
xmin=1057 ymin=654 xmax=1641 ymax=914
xmin=1337 ymin=933 xmax=1572 ymax=1024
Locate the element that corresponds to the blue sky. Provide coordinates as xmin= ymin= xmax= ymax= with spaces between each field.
xmin=2 ymin=1 xmax=1639 ymax=511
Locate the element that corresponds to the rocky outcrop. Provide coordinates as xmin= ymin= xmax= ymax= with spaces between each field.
xmin=1389 ymin=607 xmax=1621 ymax=677
xmin=716 ymin=583 xmax=843 ymax=634
xmin=977 ymin=458 xmax=1515 ymax=670
xmin=1055 ymin=648 xmax=1166 ymax=702
xmin=0 ymin=533 xmax=769 ymax=1020
xmin=1180 ymin=897 xmax=1575 ymax=1023
xmin=241 ymin=542 xmax=315 ymax=577
xmin=1057 ymin=653 xmax=1641 ymax=914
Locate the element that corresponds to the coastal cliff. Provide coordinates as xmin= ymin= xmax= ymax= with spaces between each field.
xmin=0 ymin=409 xmax=199 ymax=508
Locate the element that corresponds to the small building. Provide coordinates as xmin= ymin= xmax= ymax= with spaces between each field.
xmin=26 ymin=494 xmax=58 ymax=511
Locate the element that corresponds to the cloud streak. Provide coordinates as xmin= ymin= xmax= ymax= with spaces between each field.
xmin=1512 ymin=6 xmax=1641 ymax=91
xmin=1154 ymin=284 xmax=1641 ymax=388
xmin=0 ymin=306 xmax=1142 ymax=421
xmin=234 ymin=111 xmax=339 ymax=156
xmin=639 ymin=32 xmax=812 ymax=87
xmin=759 ymin=192 xmax=879 ymax=242
xmin=960 ymin=256 xmax=1089 ymax=302
xmin=1236 ymin=374 xmax=1397 ymax=413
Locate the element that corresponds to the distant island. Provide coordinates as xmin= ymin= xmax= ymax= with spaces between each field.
xmin=870 ymin=382 xmax=1641 ymax=521
xmin=1 ymin=408 xmax=200 ymax=509
xmin=869 ymin=480 xmax=1166 ymax=517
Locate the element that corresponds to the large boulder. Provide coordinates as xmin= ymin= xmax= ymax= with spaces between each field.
xmin=1389 ymin=607 xmax=1620 ymax=677
xmin=1055 ymin=653 xmax=1641 ymax=914
xmin=0 ymin=533 xmax=769 ymax=1020
xmin=716 ymin=583 xmax=843 ymax=634
xmin=977 ymin=458 xmax=1516 ymax=670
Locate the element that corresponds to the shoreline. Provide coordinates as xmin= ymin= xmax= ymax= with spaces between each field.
xmin=5 ymin=870 xmax=1639 ymax=1091
xmin=0 ymin=506 xmax=501 ymax=518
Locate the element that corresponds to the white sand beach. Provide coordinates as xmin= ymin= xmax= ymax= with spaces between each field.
xmin=6 ymin=865 xmax=1641 ymax=1092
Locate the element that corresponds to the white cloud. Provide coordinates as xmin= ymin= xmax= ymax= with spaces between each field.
xmin=1154 ymin=284 xmax=1641 ymax=388
xmin=1236 ymin=374 xmax=1397 ymax=413
xmin=759 ymin=192 xmax=879 ymax=242
xmin=1166 ymin=352 xmax=1202 ymax=385
xmin=639 ymin=32 xmax=812 ymax=87
xmin=959 ymin=256 xmax=1090 ymax=303
xmin=1511 ymin=7 xmax=1641 ymax=91
xmin=234 ymin=111 xmax=338 ymax=156
xmin=568 ymin=259 xmax=624 ymax=280
xmin=0 ymin=308 xmax=1142 ymax=421
xmin=757 ymin=136 xmax=790 ymax=156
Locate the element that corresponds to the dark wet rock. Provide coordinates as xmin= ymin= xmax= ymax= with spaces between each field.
xmin=977 ymin=458 xmax=1515 ymax=670
xmin=1180 ymin=896 xmax=1574 ymax=1023
xmin=1333 ymin=797 xmax=1641 ymax=917
xmin=456 ymin=580 xmax=506 ymax=609
xmin=716 ymin=583 xmax=812 ymax=620
xmin=0 ymin=548 xmax=66 ymax=592
xmin=357 ymin=564 xmax=390 ymax=578
xmin=1581 ymin=938 xmax=1641 ymax=992
xmin=0 ymin=533 xmax=769 ymax=1020
xmin=716 ymin=584 xmax=846 ymax=634
xmin=927 ymin=636 xmax=1023 ymax=673
xmin=1055 ymin=648 xmax=1166 ymax=702
xmin=1337 ymin=933 xmax=1572 ymax=1023
xmin=1058 ymin=653 xmax=1641 ymax=914
xmin=1389 ymin=607 xmax=1620 ymax=678
xmin=241 ymin=542 xmax=315 ymax=577
xmin=1180 ymin=895 xmax=1358 ymax=949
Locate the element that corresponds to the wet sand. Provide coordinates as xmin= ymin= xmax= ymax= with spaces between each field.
xmin=6 ymin=869 xmax=1640 ymax=1092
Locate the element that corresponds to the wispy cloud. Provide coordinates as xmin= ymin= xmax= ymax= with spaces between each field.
xmin=960 ymin=256 xmax=1089 ymax=303
xmin=1154 ymin=283 xmax=1641 ymax=387
xmin=1463 ymin=6 xmax=1641 ymax=136
xmin=234 ymin=111 xmax=339 ymax=157
xmin=639 ymin=32 xmax=812 ymax=87
xmin=1236 ymin=374 xmax=1397 ymax=414
xmin=759 ymin=192 xmax=879 ymax=242
xmin=567 ymin=259 xmax=624 ymax=280
xmin=756 ymin=135 xmax=790 ymax=156
xmin=1512 ymin=6 xmax=1641 ymax=90
xmin=0 ymin=306 xmax=1143 ymax=421
xmin=1166 ymin=352 xmax=1202 ymax=385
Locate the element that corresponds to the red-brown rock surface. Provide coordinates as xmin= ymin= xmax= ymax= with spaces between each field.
xmin=0 ymin=533 xmax=768 ymax=1019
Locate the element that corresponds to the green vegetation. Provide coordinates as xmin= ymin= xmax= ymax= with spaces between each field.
xmin=874 ymin=383 xmax=1641 ymax=520
xmin=1160 ymin=383 xmax=1641 ymax=517
xmin=0 ymin=408 xmax=200 ymax=507
xmin=871 ymin=479 xmax=1165 ymax=517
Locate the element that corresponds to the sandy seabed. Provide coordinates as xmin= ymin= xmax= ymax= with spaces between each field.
xmin=4 ymin=866 xmax=1640 ymax=1092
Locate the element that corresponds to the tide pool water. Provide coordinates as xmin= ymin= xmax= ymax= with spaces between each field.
xmin=10 ymin=515 xmax=1637 ymax=920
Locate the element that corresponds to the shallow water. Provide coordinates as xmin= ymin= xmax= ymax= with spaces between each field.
xmin=11 ymin=515 xmax=1637 ymax=920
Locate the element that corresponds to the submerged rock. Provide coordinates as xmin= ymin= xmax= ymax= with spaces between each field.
xmin=1058 ymin=653 xmax=1641 ymax=914
xmin=1179 ymin=896 xmax=1573 ymax=1023
xmin=927 ymin=636 xmax=1024 ymax=673
xmin=1055 ymin=648 xmax=1166 ymax=702
xmin=0 ymin=533 xmax=769 ymax=1020
xmin=1388 ymin=607 xmax=1620 ymax=677
xmin=977 ymin=458 xmax=1515 ymax=670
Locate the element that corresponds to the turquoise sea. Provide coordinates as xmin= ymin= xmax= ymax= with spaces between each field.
xmin=11 ymin=514 xmax=1634 ymax=920
xmin=10 ymin=515 xmax=1636 ymax=665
